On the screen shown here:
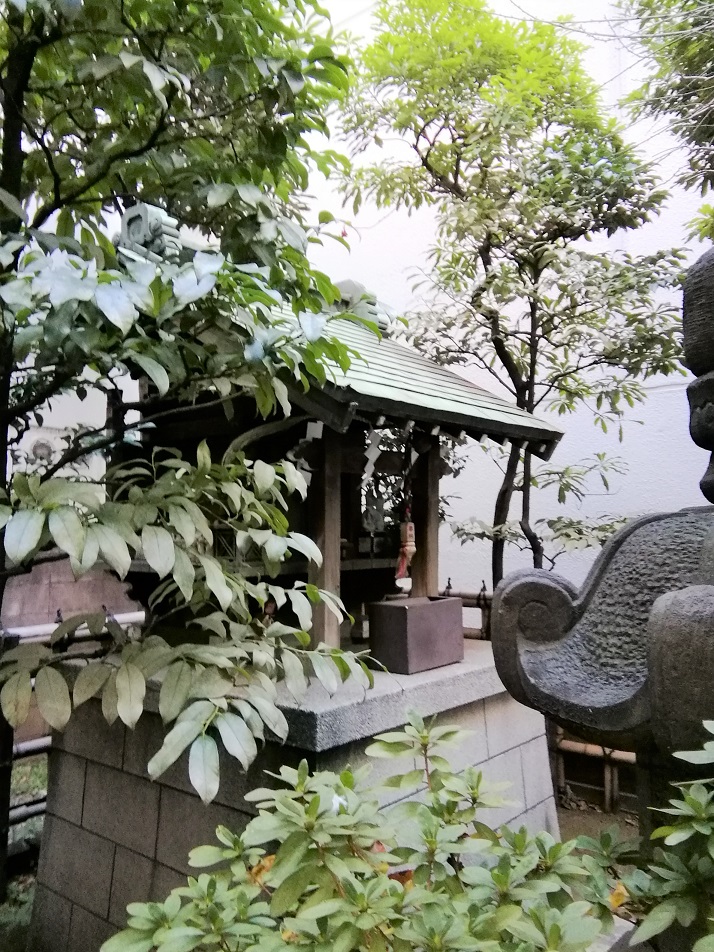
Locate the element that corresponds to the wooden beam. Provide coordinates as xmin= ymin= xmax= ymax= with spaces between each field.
xmin=410 ymin=437 xmax=441 ymax=597
xmin=308 ymin=429 xmax=342 ymax=648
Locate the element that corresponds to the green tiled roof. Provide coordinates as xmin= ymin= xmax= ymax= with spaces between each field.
xmin=317 ymin=319 xmax=562 ymax=460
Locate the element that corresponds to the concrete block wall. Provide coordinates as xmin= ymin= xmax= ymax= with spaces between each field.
xmin=30 ymin=644 xmax=558 ymax=952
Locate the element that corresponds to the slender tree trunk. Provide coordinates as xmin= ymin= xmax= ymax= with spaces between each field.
xmin=491 ymin=442 xmax=521 ymax=588
xmin=517 ymin=289 xmax=543 ymax=570
xmin=520 ymin=450 xmax=544 ymax=569
xmin=0 ymin=11 xmax=40 ymax=626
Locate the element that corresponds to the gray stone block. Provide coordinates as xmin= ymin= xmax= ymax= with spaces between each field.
xmin=68 ymin=903 xmax=116 ymax=952
xmin=156 ymin=786 xmax=249 ymax=875
xmin=83 ymin=761 xmax=160 ymax=858
xmin=520 ymin=736 xmax=555 ymax=810
xmin=109 ymin=846 xmax=156 ymax=927
xmin=522 ymin=797 xmax=560 ymax=838
xmin=37 ymin=815 xmax=115 ymax=917
xmin=484 ymin=692 xmax=545 ymax=758
xmin=278 ymin=641 xmax=504 ymax=752
xmin=149 ymin=863 xmax=186 ymax=903
xmin=316 ymin=738 xmax=418 ymax=807
xmin=27 ymin=885 xmax=72 ymax=952
xmin=53 ymin=701 xmax=125 ymax=769
xmin=46 ymin=750 xmax=86 ymax=826
xmin=440 ymin=701 xmax=489 ymax=774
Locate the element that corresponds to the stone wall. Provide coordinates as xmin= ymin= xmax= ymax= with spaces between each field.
xmin=29 ymin=642 xmax=557 ymax=952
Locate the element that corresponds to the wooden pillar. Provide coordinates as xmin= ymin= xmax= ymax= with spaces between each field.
xmin=309 ymin=430 xmax=342 ymax=648
xmin=411 ymin=437 xmax=441 ymax=597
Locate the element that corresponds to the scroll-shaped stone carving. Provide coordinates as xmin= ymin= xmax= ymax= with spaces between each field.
xmin=492 ymin=247 xmax=714 ymax=951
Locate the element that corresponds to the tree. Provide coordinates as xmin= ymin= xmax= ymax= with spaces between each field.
xmin=0 ymin=0 xmax=369 ymax=803
xmin=342 ymin=0 xmax=685 ymax=587
xmin=624 ymin=0 xmax=714 ymax=193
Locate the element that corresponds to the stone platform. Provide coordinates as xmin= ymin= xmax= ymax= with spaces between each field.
xmin=30 ymin=642 xmax=558 ymax=952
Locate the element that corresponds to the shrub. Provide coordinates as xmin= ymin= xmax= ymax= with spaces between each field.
xmin=104 ymin=713 xmax=619 ymax=952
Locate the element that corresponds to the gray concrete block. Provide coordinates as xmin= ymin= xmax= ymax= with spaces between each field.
xmin=149 ymin=863 xmax=186 ymax=902
xmin=278 ymin=641 xmax=504 ymax=752
xmin=156 ymin=785 xmax=249 ymax=875
xmin=316 ymin=738 xmax=419 ymax=807
xmin=46 ymin=750 xmax=86 ymax=826
xmin=27 ymin=885 xmax=72 ymax=952
xmin=473 ymin=747 xmax=526 ymax=830
xmin=520 ymin=736 xmax=555 ymax=809
xmin=440 ymin=701 xmax=489 ymax=774
xmin=122 ymin=710 xmax=193 ymax=793
xmin=522 ymin=797 xmax=560 ymax=839
xmin=83 ymin=761 xmax=160 ymax=858
xmin=53 ymin=701 xmax=125 ymax=769
xmin=68 ymin=903 xmax=116 ymax=952
xmin=484 ymin=692 xmax=545 ymax=758
xmin=109 ymin=847 xmax=156 ymax=927
xmin=37 ymin=815 xmax=115 ymax=917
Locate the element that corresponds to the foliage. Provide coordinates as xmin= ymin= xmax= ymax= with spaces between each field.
xmin=105 ymin=711 xmax=619 ymax=952
xmin=0 ymin=876 xmax=34 ymax=952
xmin=572 ymin=720 xmax=714 ymax=949
xmin=343 ymin=0 xmax=685 ymax=586
xmin=0 ymin=0 xmax=373 ymax=802
xmin=624 ymin=0 xmax=714 ymax=199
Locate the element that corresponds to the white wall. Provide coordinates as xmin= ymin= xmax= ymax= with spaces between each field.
xmin=311 ymin=0 xmax=710 ymax=591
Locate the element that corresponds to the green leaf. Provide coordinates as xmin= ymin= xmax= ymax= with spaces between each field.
xmin=188 ymin=844 xmax=227 ymax=868
xmin=90 ymin=524 xmax=132 ymax=578
xmin=287 ymin=532 xmax=322 ymax=566
xmin=288 ymin=590 xmax=312 ymax=631
xmin=253 ymin=459 xmax=276 ymax=493
xmin=189 ymin=733 xmax=220 ymax=804
xmin=142 ymin=524 xmax=175 ymax=578
xmin=100 ymin=929 xmax=155 ymax=952
xmin=694 ymin=937 xmax=714 ymax=952
xmin=148 ymin=717 xmax=205 ymax=779
xmin=207 ymin=183 xmax=235 ymax=207
xmin=196 ymin=440 xmax=211 ymax=473
xmin=0 ymin=187 xmax=27 ymax=223
xmin=48 ymin=507 xmax=86 ymax=562
xmin=249 ymin=695 xmax=288 ymax=742
xmin=35 ymin=666 xmax=72 ymax=731
xmin=102 ymin=671 xmax=119 ymax=725
xmin=281 ymin=651 xmax=307 ymax=701
xmin=271 ymin=866 xmax=316 ymax=917
xmin=160 ymin=660 xmax=193 ymax=724
xmin=4 ymin=509 xmax=45 ymax=564
xmin=198 ymin=555 xmax=233 ymax=611
xmin=216 ymin=711 xmax=257 ymax=770
xmin=73 ymin=664 xmax=112 ymax=707
xmin=172 ymin=548 xmax=195 ymax=603
xmin=632 ymin=901 xmax=679 ymax=943
xmin=310 ymin=653 xmax=338 ymax=695
xmin=168 ymin=505 xmax=196 ymax=546
xmin=0 ymin=670 xmax=32 ymax=728
xmin=132 ymin=354 xmax=170 ymax=397
xmin=116 ymin=662 xmax=146 ymax=729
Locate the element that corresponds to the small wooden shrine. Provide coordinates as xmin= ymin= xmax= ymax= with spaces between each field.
xmin=135 ymin=311 xmax=561 ymax=651
xmin=117 ymin=206 xmax=563 ymax=652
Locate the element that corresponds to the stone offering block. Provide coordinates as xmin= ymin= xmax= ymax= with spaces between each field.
xmin=368 ymin=595 xmax=463 ymax=674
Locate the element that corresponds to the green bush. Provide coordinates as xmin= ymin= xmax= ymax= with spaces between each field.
xmin=105 ymin=715 xmax=714 ymax=952
xmin=103 ymin=714 xmax=620 ymax=952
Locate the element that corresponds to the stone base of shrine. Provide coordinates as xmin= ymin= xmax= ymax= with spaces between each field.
xmin=29 ymin=642 xmax=558 ymax=952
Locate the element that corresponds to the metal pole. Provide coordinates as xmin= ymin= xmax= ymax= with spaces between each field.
xmin=0 ymin=633 xmax=19 ymax=902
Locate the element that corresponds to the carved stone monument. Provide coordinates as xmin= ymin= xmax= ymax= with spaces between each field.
xmin=492 ymin=248 xmax=714 ymax=952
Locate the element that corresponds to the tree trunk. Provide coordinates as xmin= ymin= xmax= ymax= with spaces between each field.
xmin=491 ymin=443 xmax=521 ymax=589
xmin=520 ymin=449 xmax=544 ymax=570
